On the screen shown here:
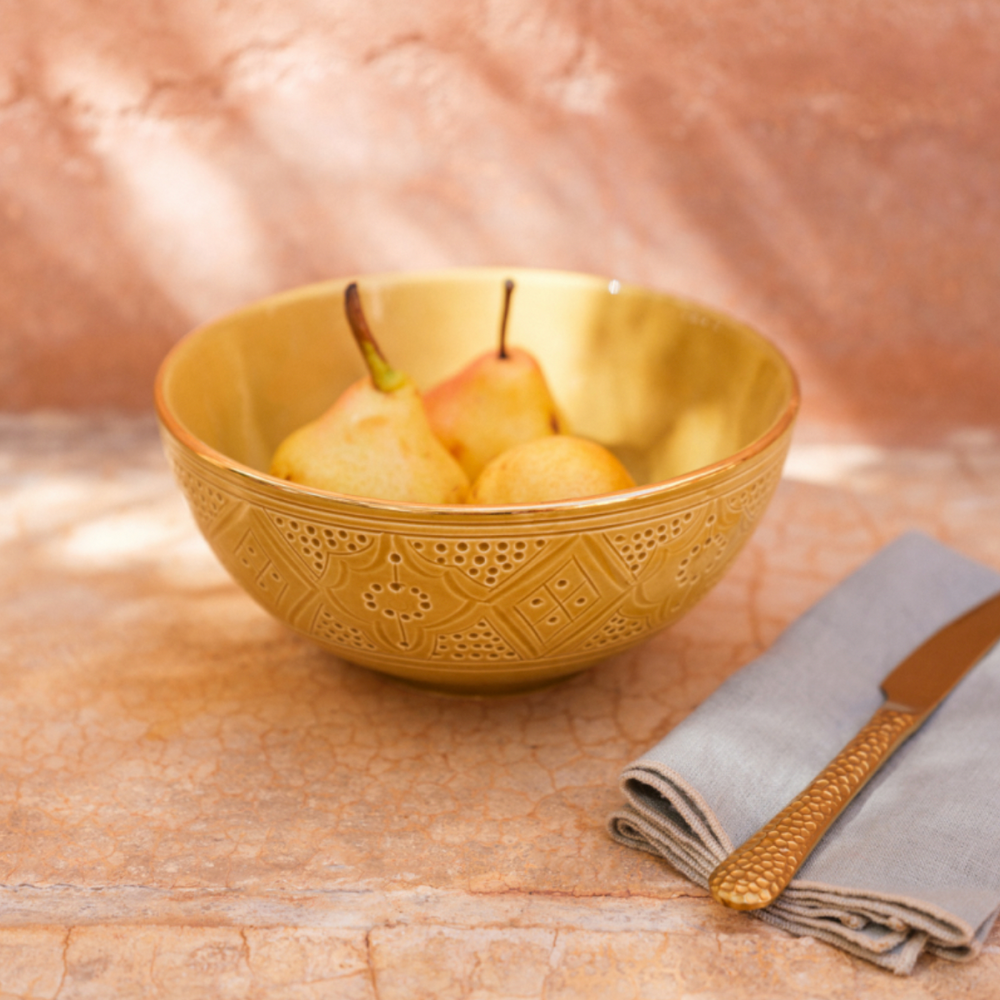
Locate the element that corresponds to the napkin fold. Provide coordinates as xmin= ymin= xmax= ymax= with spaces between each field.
xmin=608 ymin=533 xmax=1000 ymax=974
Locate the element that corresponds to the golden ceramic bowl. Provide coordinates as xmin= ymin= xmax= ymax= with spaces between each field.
xmin=155 ymin=268 xmax=799 ymax=694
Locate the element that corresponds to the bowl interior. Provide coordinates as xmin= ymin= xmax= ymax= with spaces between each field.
xmin=158 ymin=268 xmax=797 ymax=494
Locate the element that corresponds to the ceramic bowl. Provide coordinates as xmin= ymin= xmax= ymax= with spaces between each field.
xmin=155 ymin=268 xmax=799 ymax=694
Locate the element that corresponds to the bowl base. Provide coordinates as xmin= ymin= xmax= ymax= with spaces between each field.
xmin=356 ymin=664 xmax=587 ymax=698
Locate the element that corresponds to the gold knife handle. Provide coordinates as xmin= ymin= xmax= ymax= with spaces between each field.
xmin=709 ymin=705 xmax=920 ymax=910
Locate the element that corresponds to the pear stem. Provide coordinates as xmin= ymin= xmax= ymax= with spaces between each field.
xmin=344 ymin=283 xmax=407 ymax=393
xmin=498 ymin=278 xmax=515 ymax=360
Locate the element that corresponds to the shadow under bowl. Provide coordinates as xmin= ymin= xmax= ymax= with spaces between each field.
xmin=155 ymin=268 xmax=799 ymax=694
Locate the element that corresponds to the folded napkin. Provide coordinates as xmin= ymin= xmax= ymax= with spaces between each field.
xmin=608 ymin=532 xmax=1000 ymax=974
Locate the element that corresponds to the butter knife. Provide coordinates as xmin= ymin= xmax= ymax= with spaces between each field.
xmin=709 ymin=588 xmax=1000 ymax=911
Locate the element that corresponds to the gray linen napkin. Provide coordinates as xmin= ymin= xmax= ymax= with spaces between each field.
xmin=608 ymin=532 xmax=1000 ymax=974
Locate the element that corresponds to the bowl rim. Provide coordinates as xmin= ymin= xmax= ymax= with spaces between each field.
xmin=154 ymin=266 xmax=801 ymax=517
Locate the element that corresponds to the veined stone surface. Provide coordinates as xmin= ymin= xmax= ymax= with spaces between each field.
xmin=1 ymin=413 xmax=999 ymax=996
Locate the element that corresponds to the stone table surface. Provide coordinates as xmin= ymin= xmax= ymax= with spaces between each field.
xmin=2 ymin=413 xmax=1000 ymax=999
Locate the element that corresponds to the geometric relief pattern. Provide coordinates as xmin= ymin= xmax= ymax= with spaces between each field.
xmin=674 ymin=513 xmax=728 ymax=589
xmin=623 ymin=457 xmax=787 ymax=626
xmin=607 ymin=509 xmax=699 ymax=577
xmin=166 ymin=426 xmax=792 ymax=689
xmin=234 ymin=528 xmax=288 ymax=603
xmin=582 ymin=610 xmax=649 ymax=652
xmin=431 ymin=618 xmax=518 ymax=662
xmin=312 ymin=604 xmax=378 ymax=653
xmin=724 ymin=464 xmax=782 ymax=524
xmin=360 ymin=549 xmax=434 ymax=652
xmin=174 ymin=462 xmax=229 ymax=526
xmin=653 ymin=461 xmax=784 ymax=618
xmin=408 ymin=536 xmax=548 ymax=587
xmin=515 ymin=556 xmax=602 ymax=644
xmin=264 ymin=511 xmax=376 ymax=578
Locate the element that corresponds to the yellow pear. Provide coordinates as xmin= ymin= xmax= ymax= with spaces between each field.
xmin=468 ymin=435 xmax=636 ymax=505
xmin=270 ymin=284 xmax=470 ymax=504
xmin=424 ymin=279 xmax=564 ymax=480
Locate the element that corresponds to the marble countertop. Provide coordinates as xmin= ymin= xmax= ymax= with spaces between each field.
xmin=2 ymin=413 xmax=999 ymax=998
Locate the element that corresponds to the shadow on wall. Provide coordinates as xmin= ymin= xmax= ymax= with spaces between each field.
xmin=1 ymin=0 xmax=999 ymax=441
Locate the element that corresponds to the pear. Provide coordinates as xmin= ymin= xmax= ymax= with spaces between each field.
xmin=424 ymin=279 xmax=564 ymax=481
xmin=270 ymin=283 xmax=470 ymax=504
xmin=468 ymin=435 xmax=636 ymax=505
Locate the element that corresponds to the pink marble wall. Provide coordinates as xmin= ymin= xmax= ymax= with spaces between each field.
xmin=2 ymin=1 xmax=999 ymax=441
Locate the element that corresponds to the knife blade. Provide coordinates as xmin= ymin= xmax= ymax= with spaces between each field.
xmin=709 ymin=588 xmax=1000 ymax=911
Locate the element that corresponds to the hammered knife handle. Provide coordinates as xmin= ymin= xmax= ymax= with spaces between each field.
xmin=709 ymin=705 xmax=920 ymax=910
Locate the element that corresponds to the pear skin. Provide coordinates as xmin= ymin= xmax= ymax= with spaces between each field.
xmin=468 ymin=435 xmax=636 ymax=505
xmin=424 ymin=279 xmax=563 ymax=480
xmin=270 ymin=284 xmax=470 ymax=504
xmin=271 ymin=378 xmax=469 ymax=503
xmin=425 ymin=346 xmax=563 ymax=480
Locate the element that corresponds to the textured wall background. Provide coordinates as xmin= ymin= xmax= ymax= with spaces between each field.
xmin=2 ymin=0 xmax=999 ymax=440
